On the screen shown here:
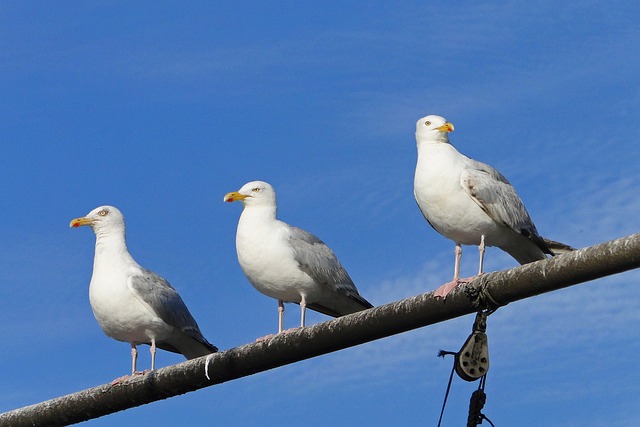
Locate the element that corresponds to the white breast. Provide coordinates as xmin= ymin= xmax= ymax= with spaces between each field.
xmin=236 ymin=213 xmax=316 ymax=303
xmin=414 ymin=143 xmax=500 ymax=246
xmin=89 ymin=251 xmax=173 ymax=344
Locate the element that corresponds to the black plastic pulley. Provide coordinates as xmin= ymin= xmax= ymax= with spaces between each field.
xmin=455 ymin=311 xmax=490 ymax=382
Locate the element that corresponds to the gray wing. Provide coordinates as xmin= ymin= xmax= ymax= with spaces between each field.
xmin=460 ymin=158 xmax=553 ymax=255
xmin=287 ymin=226 xmax=372 ymax=314
xmin=129 ymin=270 xmax=217 ymax=352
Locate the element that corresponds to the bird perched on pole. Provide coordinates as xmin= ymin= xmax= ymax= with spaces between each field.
xmin=225 ymin=181 xmax=373 ymax=336
xmin=413 ymin=115 xmax=573 ymax=298
xmin=70 ymin=205 xmax=217 ymax=376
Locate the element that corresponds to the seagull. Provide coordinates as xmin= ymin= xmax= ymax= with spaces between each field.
xmin=224 ymin=181 xmax=373 ymax=335
xmin=413 ymin=115 xmax=573 ymax=298
xmin=70 ymin=205 xmax=217 ymax=375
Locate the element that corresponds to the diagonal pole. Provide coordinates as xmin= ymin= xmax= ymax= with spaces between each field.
xmin=1 ymin=233 xmax=638 ymax=426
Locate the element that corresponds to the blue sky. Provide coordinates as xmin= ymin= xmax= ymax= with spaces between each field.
xmin=1 ymin=1 xmax=639 ymax=426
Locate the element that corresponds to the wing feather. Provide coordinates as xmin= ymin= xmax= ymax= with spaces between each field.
xmin=128 ymin=271 xmax=217 ymax=351
xmin=460 ymin=159 xmax=552 ymax=255
xmin=287 ymin=226 xmax=372 ymax=309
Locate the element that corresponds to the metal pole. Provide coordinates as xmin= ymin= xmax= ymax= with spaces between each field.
xmin=2 ymin=233 xmax=638 ymax=427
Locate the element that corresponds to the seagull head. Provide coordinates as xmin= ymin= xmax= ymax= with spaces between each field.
xmin=415 ymin=115 xmax=454 ymax=143
xmin=224 ymin=180 xmax=277 ymax=208
xmin=70 ymin=205 xmax=126 ymax=234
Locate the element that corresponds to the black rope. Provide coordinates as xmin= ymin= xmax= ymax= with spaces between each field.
xmin=463 ymin=275 xmax=502 ymax=312
xmin=436 ymin=353 xmax=456 ymax=427
xmin=437 ymin=306 xmax=497 ymax=426
xmin=467 ymin=375 xmax=495 ymax=427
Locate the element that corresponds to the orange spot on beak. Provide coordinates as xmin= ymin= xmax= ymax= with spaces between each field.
xmin=69 ymin=217 xmax=92 ymax=228
xmin=436 ymin=122 xmax=455 ymax=133
xmin=224 ymin=191 xmax=245 ymax=203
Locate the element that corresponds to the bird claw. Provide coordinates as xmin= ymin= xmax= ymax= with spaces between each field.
xmin=433 ymin=276 xmax=476 ymax=299
xmin=255 ymin=333 xmax=277 ymax=342
xmin=110 ymin=370 xmax=148 ymax=386
xmin=255 ymin=327 xmax=302 ymax=342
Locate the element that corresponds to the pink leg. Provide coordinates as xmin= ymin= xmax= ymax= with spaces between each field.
xmin=280 ymin=296 xmax=306 ymax=334
xmin=477 ymin=235 xmax=486 ymax=276
xmin=150 ymin=338 xmax=157 ymax=371
xmin=111 ymin=344 xmax=138 ymax=385
xmin=279 ymin=297 xmax=305 ymax=334
xmin=453 ymin=243 xmax=462 ymax=281
xmin=278 ymin=299 xmax=285 ymax=333
xmin=299 ymin=296 xmax=307 ymax=328
xmin=434 ymin=243 xmax=477 ymax=299
xmin=131 ymin=344 xmax=138 ymax=374
xmin=255 ymin=300 xmax=285 ymax=342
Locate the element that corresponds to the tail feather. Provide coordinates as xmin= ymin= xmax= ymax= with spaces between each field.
xmin=308 ymin=294 xmax=373 ymax=318
xmin=543 ymin=238 xmax=575 ymax=255
xmin=157 ymin=330 xmax=218 ymax=359
xmin=505 ymin=234 xmax=574 ymax=265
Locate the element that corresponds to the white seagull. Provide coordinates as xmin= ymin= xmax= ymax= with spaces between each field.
xmin=413 ymin=115 xmax=573 ymax=298
xmin=225 ymin=181 xmax=373 ymax=335
xmin=71 ymin=205 xmax=217 ymax=375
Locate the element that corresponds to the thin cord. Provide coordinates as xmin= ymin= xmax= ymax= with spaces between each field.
xmin=437 ymin=363 xmax=456 ymax=427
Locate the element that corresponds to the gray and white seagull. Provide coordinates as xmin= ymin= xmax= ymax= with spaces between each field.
xmin=413 ymin=115 xmax=573 ymax=298
xmin=225 ymin=181 xmax=373 ymax=335
xmin=70 ymin=205 xmax=217 ymax=376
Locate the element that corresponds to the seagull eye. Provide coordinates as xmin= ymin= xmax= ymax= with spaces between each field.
xmin=252 ymin=187 xmax=261 ymax=193
xmin=98 ymin=209 xmax=108 ymax=217
xmin=425 ymin=121 xmax=431 ymax=126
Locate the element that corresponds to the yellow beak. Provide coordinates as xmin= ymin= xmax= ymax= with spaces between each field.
xmin=69 ymin=217 xmax=93 ymax=228
xmin=224 ymin=191 xmax=248 ymax=203
xmin=436 ymin=122 xmax=454 ymax=133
